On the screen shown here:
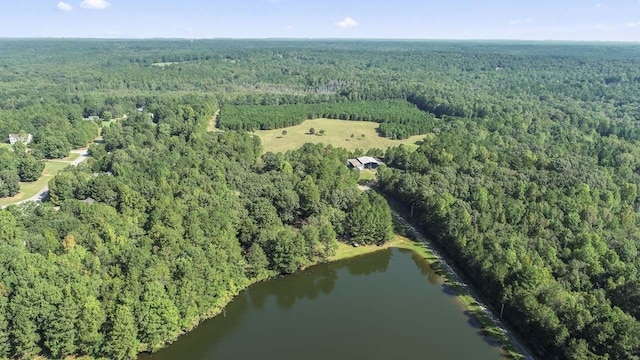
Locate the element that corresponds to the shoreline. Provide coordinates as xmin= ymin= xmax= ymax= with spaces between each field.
xmin=136 ymin=237 xmax=413 ymax=358
xmin=384 ymin=204 xmax=534 ymax=360
xmin=331 ymin=236 xmax=526 ymax=359
xmin=60 ymin=234 xmax=518 ymax=360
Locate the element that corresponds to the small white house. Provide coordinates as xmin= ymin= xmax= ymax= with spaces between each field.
xmin=8 ymin=133 xmax=33 ymax=145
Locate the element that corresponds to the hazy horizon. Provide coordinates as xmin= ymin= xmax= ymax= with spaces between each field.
xmin=3 ymin=0 xmax=640 ymax=42
xmin=0 ymin=37 xmax=639 ymax=44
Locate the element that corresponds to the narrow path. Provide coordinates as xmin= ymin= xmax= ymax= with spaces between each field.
xmin=359 ymin=184 xmax=535 ymax=360
xmin=207 ymin=109 xmax=221 ymax=132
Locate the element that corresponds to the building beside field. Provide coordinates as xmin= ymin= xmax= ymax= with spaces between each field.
xmin=347 ymin=156 xmax=384 ymax=171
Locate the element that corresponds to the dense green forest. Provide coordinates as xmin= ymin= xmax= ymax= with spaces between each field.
xmin=0 ymin=95 xmax=393 ymax=359
xmin=2 ymin=39 xmax=640 ymax=359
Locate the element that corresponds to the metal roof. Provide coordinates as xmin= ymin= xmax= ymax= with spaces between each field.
xmin=348 ymin=159 xmax=363 ymax=168
xmin=357 ymin=156 xmax=378 ymax=165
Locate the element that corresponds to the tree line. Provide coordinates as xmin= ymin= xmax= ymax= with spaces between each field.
xmin=218 ymin=99 xmax=435 ymax=139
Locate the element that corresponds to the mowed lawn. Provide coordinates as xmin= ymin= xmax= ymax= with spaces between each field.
xmin=0 ymin=161 xmax=71 ymax=207
xmin=255 ymin=118 xmax=426 ymax=153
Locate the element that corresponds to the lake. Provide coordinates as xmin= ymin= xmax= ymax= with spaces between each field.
xmin=139 ymin=248 xmax=505 ymax=360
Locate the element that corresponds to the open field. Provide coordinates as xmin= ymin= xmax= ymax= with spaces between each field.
xmin=255 ymin=118 xmax=426 ymax=153
xmin=54 ymin=152 xmax=81 ymax=162
xmin=0 ymin=161 xmax=70 ymax=207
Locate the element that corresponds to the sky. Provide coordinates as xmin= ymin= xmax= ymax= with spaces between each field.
xmin=1 ymin=0 xmax=640 ymax=41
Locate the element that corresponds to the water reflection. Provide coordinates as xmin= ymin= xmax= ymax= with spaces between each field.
xmin=254 ymin=249 xmax=392 ymax=311
xmin=272 ymin=268 xmax=338 ymax=309
xmin=403 ymin=249 xmax=440 ymax=284
xmin=139 ymin=293 xmax=248 ymax=360
xmin=140 ymin=248 xmax=504 ymax=360
xmin=252 ymin=264 xmax=339 ymax=310
xmin=343 ymin=248 xmax=391 ymax=276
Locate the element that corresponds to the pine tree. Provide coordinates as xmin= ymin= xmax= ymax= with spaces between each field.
xmin=103 ymin=304 xmax=138 ymax=360
xmin=77 ymin=295 xmax=105 ymax=357
xmin=8 ymin=288 xmax=40 ymax=357
xmin=137 ymin=281 xmax=180 ymax=351
xmin=43 ymin=286 xmax=79 ymax=359
xmin=0 ymin=293 xmax=9 ymax=358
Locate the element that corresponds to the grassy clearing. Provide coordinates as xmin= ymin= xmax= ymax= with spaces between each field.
xmin=255 ymin=118 xmax=426 ymax=153
xmin=207 ymin=110 xmax=221 ymax=132
xmin=331 ymin=235 xmax=409 ymax=262
xmin=0 ymin=161 xmax=70 ymax=207
xmin=51 ymin=153 xmax=81 ymax=162
xmin=101 ymin=119 xmax=118 ymax=128
xmin=358 ymin=169 xmax=376 ymax=182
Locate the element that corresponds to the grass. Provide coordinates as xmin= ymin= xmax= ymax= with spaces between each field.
xmin=0 ymin=143 xmax=11 ymax=150
xmin=255 ymin=118 xmax=426 ymax=153
xmin=331 ymin=235 xmax=409 ymax=262
xmin=358 ymin=169 xmax=376 ymax=182
xmin=0 ymin=161 xmax=71 ymax=207
xmin=51 ymin=153 xmax=81 ymax=162
xmin=101 ymin=119 xmax=118 ymax=128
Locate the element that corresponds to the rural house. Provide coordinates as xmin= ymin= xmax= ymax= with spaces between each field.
xmin=8 ymin=133 xmax=33 ymax=145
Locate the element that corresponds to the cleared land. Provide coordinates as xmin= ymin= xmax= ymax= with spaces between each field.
xmin=255 ymin=118 xmax=426 ymax=153
xmin=0 ymin=161 xmax=70 ymax=207
xmin=53 ymin=152 xmax=81 ymax=162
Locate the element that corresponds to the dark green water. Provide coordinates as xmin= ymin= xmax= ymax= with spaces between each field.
xmin=140 ymin=248 xmax=504 ymax=360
